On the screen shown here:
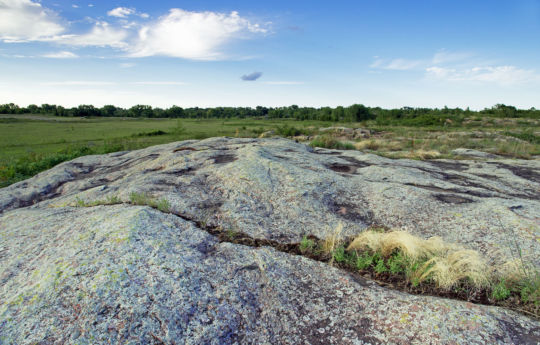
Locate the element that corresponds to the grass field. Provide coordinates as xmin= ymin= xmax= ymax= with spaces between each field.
xmin=0 ymin=114 xmax=538 ymax=187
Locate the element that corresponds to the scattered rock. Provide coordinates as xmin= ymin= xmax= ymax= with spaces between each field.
xmin=452 ymin=148 xmax=501 ymax=159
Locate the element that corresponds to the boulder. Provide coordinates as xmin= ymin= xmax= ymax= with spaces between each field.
xmin=1 ymin=137 xmax=539 ymax=344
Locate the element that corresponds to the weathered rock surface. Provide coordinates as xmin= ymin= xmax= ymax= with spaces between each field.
xmin=1 ymin=137 xmax=539 ymax=344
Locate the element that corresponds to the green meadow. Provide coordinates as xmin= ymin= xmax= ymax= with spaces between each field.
xmin=0 ymin=114 xmax=538 ymax=188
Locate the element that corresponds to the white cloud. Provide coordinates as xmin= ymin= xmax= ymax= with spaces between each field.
xmin=119 ymin=62 xmax=136 ymax=68
xmin=42 ymin=51 xmax=78 ymax=58
xmin=370 ymin=57 xmax=424 ymax=70
xmin=72 ymin=4 xmax=79 ymax=9
xmin=0 ymin=0 xmax=65 ymax=41
xmin=426 ymin=65 xmax=539 ymax=85
xmin=130 ymin=9 xmax=267 ymax=59
xmin=107 ymin=7 xmax=135 ymax=18
xmin=52 ymin=22 xmax=128 ymax=48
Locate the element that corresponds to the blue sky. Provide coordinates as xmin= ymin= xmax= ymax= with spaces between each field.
xmin=0 ymin=0 xmax=539 ymax=109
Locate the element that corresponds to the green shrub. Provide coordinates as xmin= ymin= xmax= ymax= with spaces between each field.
xmin=310 ymin=136 xmax=355 ymax=150
xmin=356 ymin=252 xmax=375 ymax=270
xmin=333 ymin=246 xmax=346 ymax=263
xmin=300 ymin=235 xmax=316 ymax=254
xmin=491 ymin=280 xmax=511 ymax=301
xmin=387 ymin=252 xmax=408 ymax=274
xmin=375 ymin=257 xmax=388 ymax=274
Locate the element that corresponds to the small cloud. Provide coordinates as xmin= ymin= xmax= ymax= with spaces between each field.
xmin=119 ymin=62 xmax=136 ymax=68
xmin=241 ymin=72 xmax=262 ymax=81
xmin=107 ymin=7 xmax=135 ymax=18
xmin=370 ymin=58 xmax=424 ymax=70
xmin=42 ymin=51 xmax=78 ymax=58
xmin=72 ymin=4 xmax=79 ymax=8
xmin=88 ymin=4 xmax=94 ymax=7
xmin=140 ymin=13 xmax=150 ymax=19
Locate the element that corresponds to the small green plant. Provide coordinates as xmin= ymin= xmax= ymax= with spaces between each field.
xmin=299 ymin=235 xmax=316 ymax=254
xmin=333 ymin=246 xmax=346 ymax=263
xmin=491 ymin=280 xmax=511 ymax=301
xmin=225 ymin=229 xmax=238 ymax=241
xmin=310 ymin=136 xmax=355 ymax=150
xmin=374 ymin=256 xmax=388 ymax=274
xmin=356 ymin=251 xmax=375 ymax=270
xmin=74 ymin=195 xmax=122 ymax=207
xmin=129 ymin=192 xmax=170 ymax=212
xmin=387 ymin=252 xmax=408 ymax=274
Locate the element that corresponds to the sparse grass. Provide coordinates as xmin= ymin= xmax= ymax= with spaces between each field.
xmin=74 ymin=195 xmax=122 ymax=207
xmin=129 ymin=192 xmax=171 ymax=212
xmin=297 ymin=228 xmax=540 ymax=318
xmin=322 ymin=223 xmax=344 ymax=257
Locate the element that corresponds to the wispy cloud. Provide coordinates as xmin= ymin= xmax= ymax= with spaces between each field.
xmin=370 ymin=57 xmax=425 ymax=70
xmin=372 ymin=50 xmax=540 ymax=86
xmin=50 ymin=21 xmax=128 ymax=48
xmin=42 ymin=51 xmax=79 ymax=58
xmin=241 ymin=72 xmax=263 ymax=81
xmin=119 ymin=62 xmax=136 ymax=68
xmin=426 ymin=65 xmax=539 ymax=85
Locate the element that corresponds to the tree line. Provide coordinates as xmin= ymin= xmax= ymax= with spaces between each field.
xmin=0 ymin=103 xmax=538 ymax=124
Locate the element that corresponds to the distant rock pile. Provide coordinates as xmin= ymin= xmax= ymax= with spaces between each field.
xmin=1 ymin=137 xmax=539 ymax=344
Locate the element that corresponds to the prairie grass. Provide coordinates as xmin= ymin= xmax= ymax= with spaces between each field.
xmin=74 ymin=195 xmax=122 ymax=207
xmin=129 ymin=192 xmax=171 ymax=213
xmin=322 ymin=223 xmax=344 ymax=257
xmin=310 ymin=136 xmax=355 ymax=150
xmin=338 ymin=229 xmax=539 ymax=315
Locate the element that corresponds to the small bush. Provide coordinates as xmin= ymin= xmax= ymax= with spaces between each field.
xmin=129 ymin=192 xmax=170 ymax=212
xmin=492 ymin=280 xmax=511 ymax=301
xmin=356 ymin=252 xmax=375 ymax=270
xmin=333 ymin=246 xmax=346 ymax=263
xmin=300 ymin=235 xmax=316 ymax=254
xmin=310 ymin=136 xmax=355 ymax=150
xmin=387 ymin=252 xmax=408 ymax=274
xmin=374 ymin=257 xmax=388 ymax=274
xmin=276 ymin=125 xmax=301 ymax=137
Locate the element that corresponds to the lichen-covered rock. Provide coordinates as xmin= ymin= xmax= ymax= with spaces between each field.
xmin=1 ymin=206 xmax=539 ymax=344
xmin=1 ymin=137 xmax=539 ymax=344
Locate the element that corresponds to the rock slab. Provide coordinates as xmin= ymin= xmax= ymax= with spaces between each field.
xmin=1 ymin=137 xmax=539 ymax=344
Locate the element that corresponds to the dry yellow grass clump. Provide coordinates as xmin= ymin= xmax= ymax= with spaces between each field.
xmin=347 ymin=230 xmax=490 ymax=289
xmin=322 ymin=222 xmax=343 ymax=255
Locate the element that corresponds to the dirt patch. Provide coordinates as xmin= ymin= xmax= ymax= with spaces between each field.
xmin=429 ymin=161 xmax=469 ymax=172
xmin=212 ymin=154 xmax=237 ymax=164
xmin=495 ymin=163 xmax=540 ymax=184
xmin=338 ymin=156 xmax=372 ymax=168
xmin=433 ymin=194 xmax=474 ymax=204
xmin=325 ymin=163 xmax=357 ymax=174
